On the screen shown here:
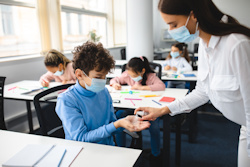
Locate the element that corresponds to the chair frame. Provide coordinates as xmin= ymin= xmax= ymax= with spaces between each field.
xmin=33 ymin=84 xmax=74 ymax=136
xmin=0 ymin=76 xmax=6 ymax=130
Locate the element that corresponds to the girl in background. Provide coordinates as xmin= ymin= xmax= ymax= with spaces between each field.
xmin=163 ymin=43 xmax=192 ymax=88
xmin=39 ymin=49 xmax=76 ymax=87
xmin=110 ymin=56 xmax=165 ymax=166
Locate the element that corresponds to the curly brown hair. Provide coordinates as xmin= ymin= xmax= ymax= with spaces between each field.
xmin=72 ymin=41 xmax=115 ymax=75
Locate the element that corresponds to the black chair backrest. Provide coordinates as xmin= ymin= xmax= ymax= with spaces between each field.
xmin=33 ymin=84 xmax=74 ymax=137
xmin=149 ymin=62 xmax=162 ymax=79
xmin=122 ymin=62 xmax=162 ymax=79
xmin=0 ymin=77 xmax=6 ymax=130
xmin=193 ymin=43 xmax=199 ymax=53
xmin=121 ymin=48 xmax=126 ymax=60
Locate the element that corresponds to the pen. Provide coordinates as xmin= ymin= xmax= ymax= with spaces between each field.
xmin=152 ymin=100 xmax=162 ymax=106
xmin=124 ymin=98 xmax=142 ymax=100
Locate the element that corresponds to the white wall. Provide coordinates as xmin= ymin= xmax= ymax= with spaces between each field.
xmin=0 ymin=47 xmax=122 ymax=132
xmin=153 ymin=0 xmax=250 ymax=52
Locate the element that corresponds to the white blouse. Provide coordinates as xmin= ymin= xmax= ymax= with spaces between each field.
xmin=167 ymin=34 xmax=250 ymax=156
xmin=162 ymin=56 xmax=192 ymax=72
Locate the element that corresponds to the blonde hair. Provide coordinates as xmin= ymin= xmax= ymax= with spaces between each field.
xmin=44 ymin=49 xmax=71 ymax=69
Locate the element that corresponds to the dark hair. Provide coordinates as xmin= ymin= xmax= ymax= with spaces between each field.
xmin=72 ymin=41 xmax=115 ymax=75
xmin=166 ymin=43 xmax=190 ymax=62
xmin=126 ymin=56 xmax=155 ymax=85
xmin=158 ymin=0 xmax=250 ymax=37
xmin=44 ymin=49 xmax=71 ymax=68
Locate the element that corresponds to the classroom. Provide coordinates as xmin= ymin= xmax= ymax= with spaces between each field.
xmin=0 ymin=0 xmax=250 ymax=167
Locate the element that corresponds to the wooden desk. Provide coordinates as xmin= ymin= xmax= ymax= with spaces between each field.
xmin=0 ymin=130 xmax=141 ymax=167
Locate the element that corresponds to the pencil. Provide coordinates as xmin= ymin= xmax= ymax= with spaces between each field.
xmin=130 ymin=100 xmax=135 ymax=106
xmin=139 ymin=95 xmax=160 ymax=97
xmin=152 ymin=100 xmax=162 ymax=106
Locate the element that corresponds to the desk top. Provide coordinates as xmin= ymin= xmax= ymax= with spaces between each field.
xmin=4 ymin=80 xmax=62 ymax=101
xmin=114 ymin=60 xmax=128 ymax=67
xmin=161 ymin=71 xmax=198 ymax=82
xmin=107 ymin=85 xmax=188 ymax=109
xmin=0 ymin=130 xmax=141 ymax=167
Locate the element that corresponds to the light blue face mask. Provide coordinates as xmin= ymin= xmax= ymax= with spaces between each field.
xmin=168 ymin=15 xmax=199 ymax=43
xmin=170 ymin=51 xmax=180 ymax=58
xmin=82 ymin=71 xmax=106 ymax=93
xmin=54 ymin=70 xmax=64 ymax=76
xmin=131 ymin=75 xmax=142 ymax=82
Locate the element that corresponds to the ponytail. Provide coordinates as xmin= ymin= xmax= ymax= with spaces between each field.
xmin=44 ymin=49 xmax=71 ymax=69
xmin=127 ymin=56 xmax=155 ymax=85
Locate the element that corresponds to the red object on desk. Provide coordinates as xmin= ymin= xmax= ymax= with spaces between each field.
xmin=159 ymin=97 xmax=175 ymax=102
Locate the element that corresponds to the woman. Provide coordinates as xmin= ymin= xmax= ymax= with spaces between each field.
xmin=135 ymin=0 xmax=250 ymax=166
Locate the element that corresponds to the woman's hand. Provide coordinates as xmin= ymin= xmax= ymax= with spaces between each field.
xmin=62 ymin=80 xmax=68 ymax=84
xmin=172 ymin=66 xmax=177 ymax=71
xmin=112 ymin=83 xmax=122 ymax=90
xmin=134 ymin=106 xmax=170 ymax=121
xmin=164 ymin=65 xmax=171 ymax=70
xmin=114 ymin=116 xmax=150 ymax=132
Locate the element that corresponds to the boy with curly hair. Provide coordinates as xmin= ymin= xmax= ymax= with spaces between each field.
xmin=56 ymin=41 xmax=150 ymax=145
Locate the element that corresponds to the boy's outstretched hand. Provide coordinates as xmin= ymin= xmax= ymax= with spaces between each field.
xmin=114 ymin=115 xmax=150 ymax=132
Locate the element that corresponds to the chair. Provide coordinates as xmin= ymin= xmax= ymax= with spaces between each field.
xmin=191 ymin=43 xmax=199 ymax=70
xmin=33 ymin=84 xmax=74 ymax=138
xmin=0 ymin=76 xmax=6 ymax=130
xmin=120 ymin=48 xmax=126 ymax=60
xmin=122 ymin=62 xmax=162 ymax=79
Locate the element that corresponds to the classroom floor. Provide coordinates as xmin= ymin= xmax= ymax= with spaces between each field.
xmin=132 ymin=103 xmax=240 ymax=167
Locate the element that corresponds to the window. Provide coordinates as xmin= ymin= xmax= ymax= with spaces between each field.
xmin=0 ymin=1 xmax=40 ymax=58
xmin=61 ymin=0 xmax=108 ymax=50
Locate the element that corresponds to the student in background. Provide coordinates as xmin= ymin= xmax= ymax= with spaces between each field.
xmin=135 ymin=0 xmax=250 ymax=166
xmin=56 ymin=42 xmax=150 ymax=146
xmin=110 ymin=56 xmax=165 ymax=166
xmin=39 ymin=49 xmax=76 ymax=87
xmin=163 ymin=43 xmax=192 ymax=88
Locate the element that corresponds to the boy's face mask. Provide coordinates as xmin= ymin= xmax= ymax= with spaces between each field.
xmin=82 ymin=70 xmax=106 ymax=93
xmin=168 ymin=14 xmax=199 ymax=43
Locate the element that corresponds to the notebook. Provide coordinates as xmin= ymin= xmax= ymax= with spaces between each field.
xmin=183 ymin=74 xmax=196 ymax=77
xmin=3 ymin=144 xmax=54 ymax=167
xmin=159 ymin=97 xmax=175 ymax=102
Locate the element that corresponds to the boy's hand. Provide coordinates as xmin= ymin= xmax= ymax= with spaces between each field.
xmin=112 ymin=83 xmax=121 ymax=90
xmin=114 ymin=116 xmax=150 ymax=132
xmin=134 ymin=107 xmax=170 ymax=121
xmin=172 ymin=66 xmax=177 ymax=71
xmin=41 ymin=81 xmax=49 ymax=87
xmin=164 ymin=65 xmax=171 ymax=70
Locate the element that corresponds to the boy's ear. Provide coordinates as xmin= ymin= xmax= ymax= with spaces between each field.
xmin=75 ymin=69 xmax=85 ymax=80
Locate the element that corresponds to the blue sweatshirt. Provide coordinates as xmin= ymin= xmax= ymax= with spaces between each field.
xmin=56 ymin=80 xmax=117 ymax=145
